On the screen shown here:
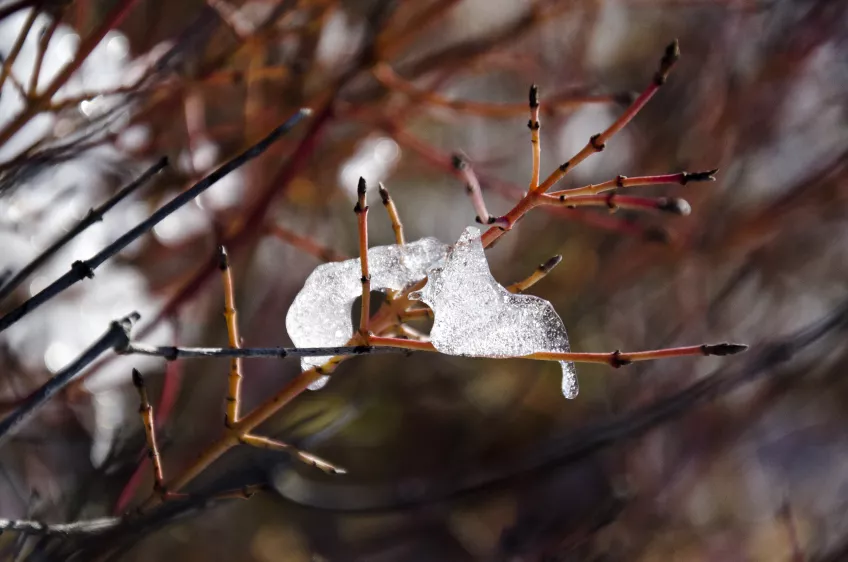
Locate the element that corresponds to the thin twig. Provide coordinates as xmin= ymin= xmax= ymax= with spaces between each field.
xmin=239 ymin=434 xmax=346 ymax=474
xmin=28 ymin=15 xmax=61 ymax=96
xmin=218 ymin=246 xmax=242 ymax=427
xmin=367 ymin=336 xmax=747 ymax=367
xmin=355 ymin=177 xmax=371 ymax=337
xmin=0 ymin=517 xmax=120 ymax=536
xmin=131 ymin=369 xmax=165 ymax=494
xmin=547 ymin=169 xmax=718 ymax=199
xmin=0 ymin=8 xmax=37 ymax=93
xmin=0 ymin=109 xmax=310 ymax=334
xmin=452 ymin=153 xmax=509 ymax=228
xmin=378 ymin=182 xmax=405 ymax=245
xmin=0 ymin=158 xmax=168 ymax=302
xmin=543 ymin=193 xmax=692 ymax=216
xmin=120 ymin=342 xmax=404 ymax=359
xmin=266 ymin=223 xmax=347 ymax=262
xmin=507 ymin=255 xmax=562 ymax=293
xmin=0 ymin=313 xmax=139 ymax=448
xmin=373 ymin=62 xmax=622 ymax=117
xmin=528 ymin=84 xmax=541 ymax=191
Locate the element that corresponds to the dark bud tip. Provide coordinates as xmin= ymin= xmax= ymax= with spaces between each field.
xmin=529 ymin=84 xmax=539 ymax=108
xmin=657 ymin=197 xmax=691 ymax=216
xmin=132 ymin=368 xmax=144 ymax=388
xmin=663 ymin=39 xmax=680 ymax=66
xmin=683 ymin=169 xmax=719 ymax=184
xmin=702 ymin=343 xmax=748 ymax=356
xmin=217 ymin=246 xmax=229 ymax=270
xmin=378 ymin=182 xmax=390 ymax=204
xmin=357 ymin=177 xmax=367 ymax=196
xmin=540 ymin=254 xmax=562 ymax=272
xmin=655 ymin=39 xmax=680 ymax=84
xmin=451 ymin=153 xmax=467 ymax=170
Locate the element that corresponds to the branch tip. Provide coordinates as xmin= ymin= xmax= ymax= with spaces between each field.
xmin=657 ymin=197 xmax=691 ymax=216
xmin=378 ymin=182 xmax=391 ymax=204
xmin=217 ymin=245 xmax=229 ymax=270
xmin=529 ymin=84 xmax=539 ymax=108
xmin=682 ymin=168 xmax=719 ymax=184
xmin=131 ymin=368 xmax=144 ymax=388
xmin=702 ymin=343 xmax=748 ymax=356
xmin=451 ymin=153 xmax=467 ymax=170
xmin=540 ymin=254 xmax=562 ymax=273
xmin=655 ymin=39 xmax=680 ymax=84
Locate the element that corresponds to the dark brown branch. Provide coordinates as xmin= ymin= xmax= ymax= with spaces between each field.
xmin=0 ymin=158 xmax=168 ymax=302
xmin=0 ymin=516 xmax=120 ymax=536
xmin=0 ymin=109 xmax=310 ymax=334
xmin=0 ymin=312 xmax=140 ymax=448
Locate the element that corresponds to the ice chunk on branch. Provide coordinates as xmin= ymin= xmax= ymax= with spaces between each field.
xmin=410 ymin=227 xmax=578 ymax=398
xmin=286 ymin=237 xmax=448 ymax=389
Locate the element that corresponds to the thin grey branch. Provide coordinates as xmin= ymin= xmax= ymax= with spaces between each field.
xmin=0 ymin=157 xmax=168 ymax=302
xmin=0 ymin=517 xmax=120 ymax=536
xmin=121 ymin=342 xmax=407 ymax=360
xmin=0 ymin=108 xmax=311 ymax=334
xmin=0 ymin=312 xmax=140 ymax=449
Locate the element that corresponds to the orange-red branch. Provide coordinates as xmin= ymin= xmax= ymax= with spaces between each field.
xmin=218 ymin=246 xmax=243 ymax=427
xmin=544 ymin=193 xmax=692 ymax=216
xmin=532 ymin=40 xmax=679 ymax=195
xmin=355 ymin=178 xmax=371 ymax=336
xmin=131 ymin=369 xmax=165 ymax=493
xmin=267 ymin=223 xmax=347 ymax=262
xmin=529 ymin=84 xmax=541 ymax=191
xmin=548 ymin=169 xmax=717 ymax=199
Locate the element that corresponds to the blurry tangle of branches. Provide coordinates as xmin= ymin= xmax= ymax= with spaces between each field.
xmin=11 ymin=0 xmax=835 ymax=558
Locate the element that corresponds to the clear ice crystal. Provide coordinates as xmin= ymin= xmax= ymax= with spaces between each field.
xmin=285 ymin=237 xmax=449 ymax=390
xmin=409 ymin=227 xmax=578 ymax=399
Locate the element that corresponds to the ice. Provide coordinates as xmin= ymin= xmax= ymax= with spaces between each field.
xmin=286 ymin=237 xmax=449 ymax=389
xmin=409 ymin=227 xmax=578 ymax=398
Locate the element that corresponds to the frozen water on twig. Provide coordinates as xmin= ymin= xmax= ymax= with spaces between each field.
xmin=410 ymin=227 xmax=578 ymax=398
xmin=286 ymin=237 xmax=449 ymax=389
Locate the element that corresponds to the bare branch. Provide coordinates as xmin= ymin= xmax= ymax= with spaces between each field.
xmin=0 ymin=158 xmax=168 ymax=302
xmin=0 ymin=313 xmax=140 ymax=448
xmin=0 ymin=109 xmax=310 ymax=334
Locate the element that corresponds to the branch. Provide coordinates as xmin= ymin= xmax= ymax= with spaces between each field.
xmin=120 ymin=342 xmax=406 ymax=359
xmin=218 ymin=246 xmax=243 ymax=427
xmin=378 ymin=182 xmax=405 ymax=245
xmin=0 ymin=517 xmax=120 ymax=536
xmin=355 ymin=178 xmax=371 ymax=337
xmin=0 ymin=157 xmax=168 ymax=302
xmin=0 ymin=312 xmax=140 ymax=448
xmin=0 ymin=109 xmax=310 ymax=334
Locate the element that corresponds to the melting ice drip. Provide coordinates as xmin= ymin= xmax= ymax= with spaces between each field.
xmin=409 ymin=227 xmax=578 ymax=399
xmin=285 ymin=237 xmax=449 ymax=390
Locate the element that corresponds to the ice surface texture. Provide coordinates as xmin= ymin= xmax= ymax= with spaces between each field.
xmin=286 ymin=237 xmax=449 ymax=389
xmin=410 ymin=227 xmax=578 ymax=398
